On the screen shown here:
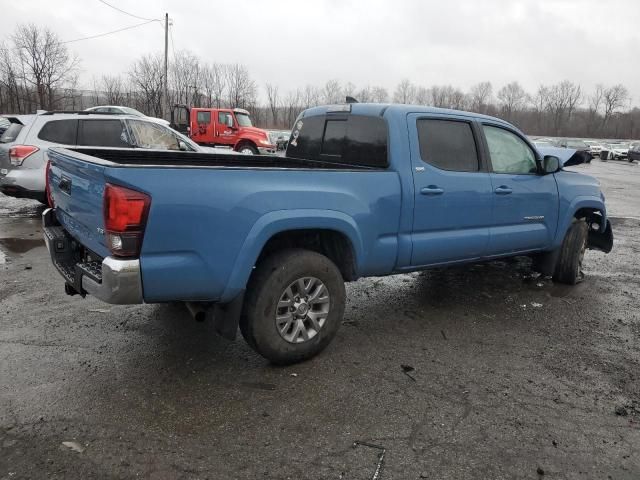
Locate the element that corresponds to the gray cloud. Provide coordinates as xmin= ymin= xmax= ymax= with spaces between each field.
xmin=2 ymin=0 xmax=638 ymax=102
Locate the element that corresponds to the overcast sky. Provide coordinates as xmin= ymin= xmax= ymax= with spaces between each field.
xmin=2 ymin=0 xmax=639 ymax=103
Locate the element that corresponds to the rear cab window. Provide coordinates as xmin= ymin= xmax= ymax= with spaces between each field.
xmin=416 ymin=119 xmax=479 ymax=172
xmin=77 ymin=119 xmax=131 ymax=147
xmin=287 ymin=114 xmax=388 ymax=168
xmin=37 ymin=119 xmax=78 ymax=144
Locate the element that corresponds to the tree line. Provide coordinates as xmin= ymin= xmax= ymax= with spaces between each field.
xmin=1 ymin=24 xmax=639 ymax=139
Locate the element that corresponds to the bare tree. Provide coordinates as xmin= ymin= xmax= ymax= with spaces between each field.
xmin=587 ymin=84 xmax=604 ymax=135
xmin=101 ymin=75 xmax=126 ymax=104
xmin=322 ymin=80 xmax=342 ymax=104
xmin=469 ymin=82 xmax=492 ymax=113
xmin=497 ymin=81 xmax=528 ymax=121
xmin=301 ymin=84 xmax=321 ymax=108
xmin=265 ymin=83 xmax=280 ymax=126
xmin=12 ymin=24 xmax=79 ymax=110
xmin=370 ymin=86 xmax=389 ymax=103
xmin=226 ymin=64 xmax=256 ymax=108
xmin=170 ymin=50 xmax=201 ymax=107
xmin=128 ymin=53 xmax=164 ymax=117
xmin=393 ymin=79 xmax=416 ymax=104
xmin=602 ymin=84 xmax=629 ymax=129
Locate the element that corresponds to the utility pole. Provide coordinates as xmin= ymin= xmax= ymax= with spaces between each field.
xmin=163 ymin=12 xmax=169 ymax=120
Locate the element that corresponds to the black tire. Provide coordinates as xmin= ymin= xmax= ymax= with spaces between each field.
xmin=236 ymin=143 xmax=258 ymax=155
xmin=240 ymin=249 xmax=346 ymax=364
xmin=553 ymin=219 xmax=588 ymax=285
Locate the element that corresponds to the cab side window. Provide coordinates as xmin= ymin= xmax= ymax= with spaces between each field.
xmin=483 ymin=125 xmax=537 ymax=174
xmin=197 ymin=111 xmax=211 ymax=124
xmin=417 ymin=119 xmax=479 ymax=172
xmin=217 ymin=111 xmax=232 ymax=127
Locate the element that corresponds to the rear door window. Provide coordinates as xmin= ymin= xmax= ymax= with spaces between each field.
xmin=77 ymin=119 xmax=131 ymax=147
xmin=37 ymin=119 xmax=78 ymax=144
xmin=197 ymin=111 xmax=211 ymax=124
xmin=417 ymin=119 xmax=479 ymax=172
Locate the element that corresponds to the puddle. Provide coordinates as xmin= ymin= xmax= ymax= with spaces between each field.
xmin=0 ymin=238 xmax=45 ymax=263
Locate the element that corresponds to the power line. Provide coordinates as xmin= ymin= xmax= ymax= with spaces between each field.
xmin=97 ymin=0 xmax=160 ymax=22
xmin=61 ymin=20 xmax=158 ymax=44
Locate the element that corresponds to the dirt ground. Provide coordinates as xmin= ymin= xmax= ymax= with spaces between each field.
xmin=1 ymin=159 xmax=639 ymax=479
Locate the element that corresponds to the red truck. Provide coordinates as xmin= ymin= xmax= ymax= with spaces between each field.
xmin=171 ymin=105 xmax=276 ymax=155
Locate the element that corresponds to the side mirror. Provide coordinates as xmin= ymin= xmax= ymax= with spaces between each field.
xmin=178 ymin=141 xmax=188 ymax=151
xmin=226 ymin=117 xmax=235 ymax=129
xmin=543 ymin=155 xmax=561 ymax=174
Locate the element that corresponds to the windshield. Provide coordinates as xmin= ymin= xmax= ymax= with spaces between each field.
xmin=534 ymin=141 xmax=552 ymax=147
xmin=235 ymin=113 xmax=253 ymax=127
xmin=0 ymin=123 xmax=23 ymax=143
xmin=567 ymin=141 xmax=587 ymax=148
xmin=120 ymin=107 xmax=146 ymax=117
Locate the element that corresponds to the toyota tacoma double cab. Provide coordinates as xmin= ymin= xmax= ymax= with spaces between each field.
xmin=43 ymin=103 xmax=613 ymax=364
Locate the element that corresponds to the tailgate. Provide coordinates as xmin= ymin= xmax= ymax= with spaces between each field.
xmin=48 ymin=148 xmax=110 ymax=258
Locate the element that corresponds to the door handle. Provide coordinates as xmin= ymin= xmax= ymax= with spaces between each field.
xmin=494 ymin=186 xmax=513 ymax=195
xmin=420 ymin=186 xmax=444 ymax=195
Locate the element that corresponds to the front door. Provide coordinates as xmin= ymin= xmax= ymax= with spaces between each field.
xmin=215 ymin=110 xmax=239 ymax=147
xmin=481 ymin=124 xmax=559 ymax=255
xmin=409 ymin=114 xmax=493 ymax=266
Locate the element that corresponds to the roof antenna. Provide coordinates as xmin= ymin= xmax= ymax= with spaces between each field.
xmin=345 ymin=96 xmax=359 ymax=104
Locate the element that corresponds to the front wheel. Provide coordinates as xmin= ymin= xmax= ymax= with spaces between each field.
xmin=553 ymin=219 xmax=588 ymax=285
xmin=237 ymin=144 xmax=258 ymax=155
xmin=240 ymin=249 xmax=346 ymax=364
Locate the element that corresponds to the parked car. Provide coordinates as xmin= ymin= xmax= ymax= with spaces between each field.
xmin=43 ymin=103 xmax=613 ymax=364
xmin=628 ymin=142 xmax=640 ymax=163
xmin=170 ymin=105 xmax=276 ymax=155
xmin=0 ymin=111 xmax=209 ymax=203
xmin=600 ymin=143 xmax=629 ymax=161
xmin=84 ymin=105 xmax=170 ymax=127
xmin=532 ymin=140 xmax=554 ymax=148
xmin=584 ymin=140 xmax=604 ymax=157
xmin=555 ymin=139 xmax=593 ymax=163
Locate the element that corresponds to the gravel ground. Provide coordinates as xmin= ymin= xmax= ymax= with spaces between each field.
xmin=0 ymin=159 xmax=639 ymax=479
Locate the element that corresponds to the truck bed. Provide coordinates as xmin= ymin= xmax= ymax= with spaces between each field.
xmin=60 ymin=147 xmax=381 ymax=171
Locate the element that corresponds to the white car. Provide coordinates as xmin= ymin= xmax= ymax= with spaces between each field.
xmin=84 ymin=105 xmax=170 ymax=127
xmin=584 ymin=140 xmax=604 ymax=157
xmin=601 ymin=143 xmax=629 ymax=160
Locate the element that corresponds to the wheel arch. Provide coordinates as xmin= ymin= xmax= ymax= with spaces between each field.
xmin=553 ymin=197 xmax=607 ymax=249
xmin=220 ymin=209 xmax=363 ymax=302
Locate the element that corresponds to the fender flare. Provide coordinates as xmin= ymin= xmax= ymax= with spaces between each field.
xmin=553 ymin=196 xmax=606 ymax=249
xmin=220 ymin=209 xmax=364 ymax=302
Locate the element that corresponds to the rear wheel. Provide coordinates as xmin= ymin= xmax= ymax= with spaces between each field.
xmin=240 ymin=249 xmax=346 ymax=364
xmin=553 ymin=219 xmax=588 ymax=285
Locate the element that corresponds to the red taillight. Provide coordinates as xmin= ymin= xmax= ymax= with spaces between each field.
xmin=9 ymin=145 xmax=39 ymax=166
xmin=103 ymin=183 xmax=151 ymax=257
xmin=45 ymin=159 xmax=54 ymax=207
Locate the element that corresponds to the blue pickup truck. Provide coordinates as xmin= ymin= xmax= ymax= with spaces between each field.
xmin=43 ymin=103 xmax=613 ymax=364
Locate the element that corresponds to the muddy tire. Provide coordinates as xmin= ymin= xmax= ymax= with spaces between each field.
xmin=553 ymin=219 xmax=588 ymax=285
xmin=240 ymin=249 xmax=345 ymax=365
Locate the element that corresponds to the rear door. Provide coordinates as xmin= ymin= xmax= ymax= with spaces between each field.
xmin=77 ymin=119 xmax=131 ymax=148
xmin=191 ymin=109 xmax=213 ymax=144
xmin=480 ymin=123 xmax=559 ymax=255
xmin=408 ymin=114 xmax=493 ymax=266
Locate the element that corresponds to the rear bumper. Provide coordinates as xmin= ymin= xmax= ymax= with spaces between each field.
xmin=0 ymin=183 xmax=46 ymax=202
xmin=43 ymin=208 xmax=144 ymax=304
